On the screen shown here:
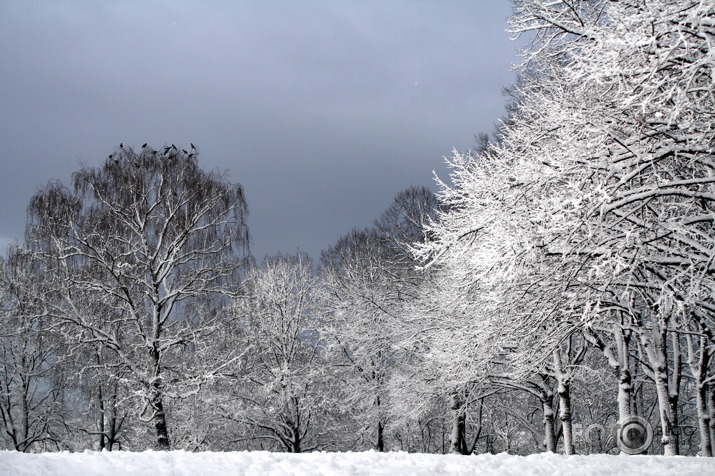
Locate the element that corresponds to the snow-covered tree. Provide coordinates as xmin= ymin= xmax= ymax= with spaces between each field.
xmin=0 ymin=247 xmax=67 ymax=451
xmin=413 ymin=0 xmax=714 ymax=456
xmin=25 ymin=144 xmax=250 ymax=450
xmin=319 ymin=187 xmax=443 ymax=451
xmin=319 ymin=228 xmax=398 ymax=451
xmin=509 ymin=0 xmax=714 ymax=455
xmin=224 ymin=253 xmax=331 ymax=453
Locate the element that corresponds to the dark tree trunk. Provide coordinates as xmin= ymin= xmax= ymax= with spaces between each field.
xmin=375 ymin=395 xmax=385 ymax=452
xmin=449 ymin=392 xmax=468 ymax=454
xmin=376 ymin=420 xmax=385 ymax=452
xmin=669 ymin=331 xmax=681 ymax=455
xmin=709 ymin=385 xmax=715 ymax=455
xmin=98 ymin=385 xmax=106 ymax=451
xmin=150 ymin=378 xmax=170 ymax=451
xmin=105 ymin=385 xmax=124 ymax=451
xmin=153 ymin=394 xmax=170 ymax=450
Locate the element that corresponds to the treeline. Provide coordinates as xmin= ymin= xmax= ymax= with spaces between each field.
xmin=1 ymin=0 xmax=714 ymax=456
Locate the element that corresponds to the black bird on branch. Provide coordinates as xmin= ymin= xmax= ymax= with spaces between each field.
xmin=142 ymin=143 xmax=148 ymax=148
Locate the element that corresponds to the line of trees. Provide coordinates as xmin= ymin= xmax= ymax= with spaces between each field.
xmin=411 ymin=0 xmax=714 ymax=457
xmin=0 ymin=0 xmax=713 ymax=456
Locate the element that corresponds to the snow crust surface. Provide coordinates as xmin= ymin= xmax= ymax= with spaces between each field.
xmin=2 ymin=450 xmax=715 ymax=476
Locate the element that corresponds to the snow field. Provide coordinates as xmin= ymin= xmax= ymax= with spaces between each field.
xmin=1 ymin=450 xmax=715 ymax=476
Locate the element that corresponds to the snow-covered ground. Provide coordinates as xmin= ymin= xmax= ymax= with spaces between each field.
xmin=1 ymin=450 xmax=714 ymax=476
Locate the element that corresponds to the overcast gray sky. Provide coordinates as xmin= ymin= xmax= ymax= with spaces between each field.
xmin=0 ymin=0 xmax=519 ymax=261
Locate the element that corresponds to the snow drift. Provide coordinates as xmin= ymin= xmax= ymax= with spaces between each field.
xmin=1 ymin=450 xmax=714 ymax=476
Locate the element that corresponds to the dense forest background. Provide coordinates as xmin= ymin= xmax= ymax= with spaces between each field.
xmin=1 ymin=0 xmax=714 ymax=457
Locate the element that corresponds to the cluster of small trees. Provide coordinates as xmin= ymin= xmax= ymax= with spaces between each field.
xmin=0 ymin=0 xmax=713 ymax=457
xmin=0 ymin=146 xmax=438 ymax=452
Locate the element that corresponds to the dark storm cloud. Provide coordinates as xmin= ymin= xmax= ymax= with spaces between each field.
xmin=0 ymin=0 xmax=519 ymax=260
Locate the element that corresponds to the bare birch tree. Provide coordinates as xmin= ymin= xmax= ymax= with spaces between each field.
xmin=25 ymin=144 xmax=250 ymax=450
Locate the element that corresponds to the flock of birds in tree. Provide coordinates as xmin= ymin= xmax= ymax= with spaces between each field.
xmin=107 ymin=143 xmax=197 ymax=164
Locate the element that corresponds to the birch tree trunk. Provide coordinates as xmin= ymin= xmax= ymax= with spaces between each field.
xmin=696 ymin=379 xmax=712 ymax=457
xmin=542 ymin=396 xmax=556 ymax=453
xmin=615 ymin=326 xmax=633 ymax=424
xmin=584 ymin=324 xmax=633 ymax=424
xmin=640 ymin=322 xmax=676 ymax=456
xmin=553 ymin=350 xmax=574 ymax=455
xmin=686 ymin=331 xmax=713 ymax=456
xmin=535 ymin=378 xmax=556 ymax=453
